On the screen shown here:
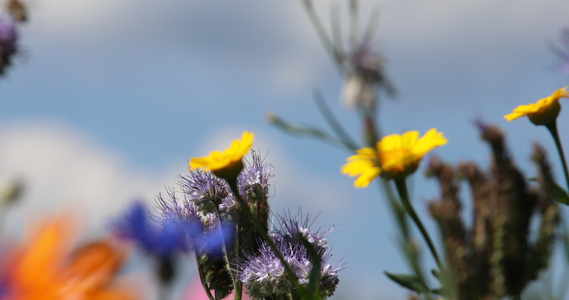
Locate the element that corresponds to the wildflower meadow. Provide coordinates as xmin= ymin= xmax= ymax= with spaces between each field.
xmin=0 ymin=0 xmax=569 ymax=299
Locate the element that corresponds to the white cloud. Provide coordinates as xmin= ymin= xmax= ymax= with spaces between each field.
xmin=0 ymin=120 xmax=179 ymax=236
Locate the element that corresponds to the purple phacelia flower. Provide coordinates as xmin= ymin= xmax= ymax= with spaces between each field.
xmin=178 ymin=170 xmax=235 ymax=219
xmin=270 ymin=211 xmax=331 ymax=255
xmin=237 ymin=150 xmax=273 ymax=204
xmin=236 ymin=212 xmax=342 ymax=299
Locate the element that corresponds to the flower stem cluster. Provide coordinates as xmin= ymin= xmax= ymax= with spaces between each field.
xmin=426 ymin=124 xmax=558 ymax=299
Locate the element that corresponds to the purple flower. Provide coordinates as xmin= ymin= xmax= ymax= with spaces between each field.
xmin=0 ymin=18 xmax=17 ymax=75
xmin=0 ymin=18 xmax=17 ymax=54
xmin=270 ymin=211 xmax=331 ymax=255
xmin=178 ymin=170 xmax=235 ymax=219
xmin=237 ymin=150 xmax=273 ymax=204
xmin=236 ymin=212 xmax=342 ymax=299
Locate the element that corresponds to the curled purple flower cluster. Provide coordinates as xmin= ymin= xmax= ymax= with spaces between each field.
xmin=236 ymin=212 xmax=342 ymax=299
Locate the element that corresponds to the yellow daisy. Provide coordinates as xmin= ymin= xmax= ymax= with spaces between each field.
xmin=504 ymin=87 xmax=569 ymax=125
xmin=189 ymin=131 xmax=254 ymax=180
xmin=342 ymin=129 xmax=447 ymax=187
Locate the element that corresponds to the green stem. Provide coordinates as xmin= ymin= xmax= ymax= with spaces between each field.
xmin=213 ymin=211 xmax=241 ymax=300
xmin=394 ymin=178 xmax=444 ymax=272
xmin=546 ymin=121 xmax=569 ymax=192
xmin=194 ymin=253 xmax=215 ymax=300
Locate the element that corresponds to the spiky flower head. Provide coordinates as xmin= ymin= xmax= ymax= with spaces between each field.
xmin=189 ymin=131 xmax=254 ymax=181
xmin=237 ymin=150 xmax=273 ymax=204
xmin=236 ymin=213 xmax=341 ymax=299
xmin=504 ymin=87 xmax=569 ymax=125
xmin=342 ymin=128 xmax=448 ymax=186
xmin=178 ymin=170 xmax=235 ymax=220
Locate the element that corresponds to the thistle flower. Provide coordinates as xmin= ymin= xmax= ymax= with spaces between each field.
xmin=189 ymin=131 xmax=254 ymax=181
xmin=236 ymin=213 xmax=342 ymax=299
xmin=0 ymin=217 xmax=135 ymax=299
xmin=342 ymin=128 xmax=448 ymax=186
xmin=504 ymin=87 xmax=569 ymax=125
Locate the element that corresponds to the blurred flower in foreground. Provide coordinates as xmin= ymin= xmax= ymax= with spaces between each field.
xmin=112 ymin=201 xmax=190 ymax=259
xmin=342 ymin=128 xmax=448 ymax=186
xmin=0 ymin=217 xmax=135 ymax=300
xmin=189 ymin=131 xmax=254 ymax=181
xmin=114 ymin=201 xmax=233 ymax=286
xmin=236 ymin=212 xmax=342 ymax=299
xmin=0 ymin=17 xmax=18 ymax=76
xmin=504 ymin=87 xmax=569 ymax=125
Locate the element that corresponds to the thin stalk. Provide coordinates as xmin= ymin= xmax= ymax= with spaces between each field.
xmin=394 ymin=178 xmax=444 ymax=272
xmin=546 ymin=121 xmax=569 ymax=191
xmin=313 ymin=91 xmax=360 ymax=151
xmin=213 ymin=211 xmax=241 ymax=300
xmin=349 ymin=0 xmax=359 ymax=49
xmin=194 ymin=252 xmax=215 ymax=300
xmin=301 ymin=0 xmax=344 ymax=72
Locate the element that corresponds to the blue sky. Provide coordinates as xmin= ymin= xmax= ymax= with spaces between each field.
xmin=1 ymin=0 xmax=569 ymax=298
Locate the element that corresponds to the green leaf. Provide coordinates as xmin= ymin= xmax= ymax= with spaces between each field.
xmin=529 ymin=177 xmax=569 ymax=205
xmin=384 ymin=271 xmax=430 ymax=294
xmin=551 ymin=182 xmax=569 ymax=205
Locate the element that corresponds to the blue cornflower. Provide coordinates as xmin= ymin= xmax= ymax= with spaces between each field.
xmin=236 ymin=212 xmax=342 ymax=299
xmin=112 ymin=201 xmax=190 ymax=258
xmin=113 ymin=200 xmax=232 ymax=258
xmin=237 ymin=150 xmax=273 ymax=204
xmin=153 ymin=188 xmax=236 ymax=253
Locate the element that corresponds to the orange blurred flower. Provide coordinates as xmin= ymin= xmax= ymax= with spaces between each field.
xmin=1 ymin=217 xmax=137 ymax=300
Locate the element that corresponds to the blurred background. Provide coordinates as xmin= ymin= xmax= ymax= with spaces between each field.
xmin=1 ymin=0 xmax=569 ymax=298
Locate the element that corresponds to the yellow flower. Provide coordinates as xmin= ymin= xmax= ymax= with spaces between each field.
xmin=504 ymin=87 xmax=569 ymax=125
xmin=189 ymin=131 xmax=254 ymax=180
xmin=342 ymin=129 xmax=447 ymax=187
